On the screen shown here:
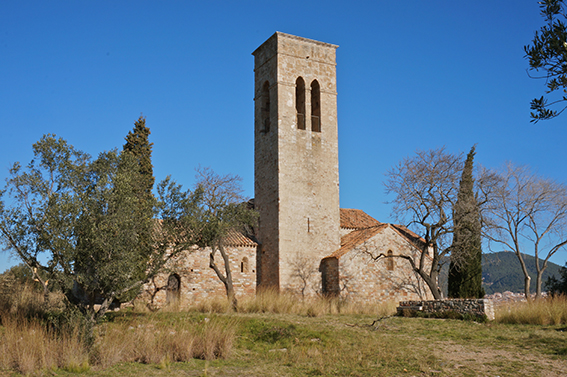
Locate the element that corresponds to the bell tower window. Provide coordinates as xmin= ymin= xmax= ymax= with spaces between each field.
xmin=311 ymin=79 xmax=321 ymax=132
xmin=296 ymin=77 xmax=306 ymax=130
xmin=261 ymin=81 xmax=271 ymax=133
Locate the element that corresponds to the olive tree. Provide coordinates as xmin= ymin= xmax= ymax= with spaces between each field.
xmin=525 ymin=0 xmax=567 ymax=122
xmin=0 ymin=134 xmax=201 ymax=323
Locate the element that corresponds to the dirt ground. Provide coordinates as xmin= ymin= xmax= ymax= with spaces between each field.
xmin=435 ymin=341 xmax=567 ymax=377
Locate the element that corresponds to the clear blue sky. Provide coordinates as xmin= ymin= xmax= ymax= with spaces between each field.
xmin=1 ymin=1 xmax=566 ymax=272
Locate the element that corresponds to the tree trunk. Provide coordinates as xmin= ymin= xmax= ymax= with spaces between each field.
xmin=209 ymin=245 xmax=238 ymax=311
xmin=418 ymin=269 xmax=442 ymax=300
xmin=517 ymin=253 xmax=532 ymax=300
xmin=524 ymin=275 xmax=531 ymax=300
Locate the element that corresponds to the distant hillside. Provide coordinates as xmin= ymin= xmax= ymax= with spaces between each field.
xmin=481 ymin=252 xmax=563 ymax=294
xmin=439 ymin=252 xmax=564 ymax=295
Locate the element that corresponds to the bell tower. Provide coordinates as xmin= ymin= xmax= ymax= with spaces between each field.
xmin=253 ymin=32 xmax=340 ymax=293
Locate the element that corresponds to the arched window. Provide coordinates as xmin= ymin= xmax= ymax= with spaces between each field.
xmin=241 ymin=257 xmax=249 ymax=273
xmin=310 ymin=79 xmax=321 ymax=132
xmin=386 ymin=250 xmax=394 ymax=271
xmin=166 ymin=274 xmax=181 ymax=305
xmin=260 ymin=81 xmax=270 ymax=133
xmin=296 ymin=77 xmax=306 ymax=130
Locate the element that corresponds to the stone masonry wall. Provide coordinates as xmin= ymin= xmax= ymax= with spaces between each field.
xmin=139 ymin=246 xmax=256 ymax=309
xmin=333 ymin=226 xmax=433 ymax=303
xmin=397 ymin=299 xmax=495 ymax=320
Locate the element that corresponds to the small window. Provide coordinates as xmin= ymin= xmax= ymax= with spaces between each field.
xmin=260 ymin=81 xmax=271 ymax=133
xmin=311 ymin=80 xmax=321 ymax=132
xmin=241 ymin=257 xmax=249 ymax=273
xmin=386 ymin=251 xmax=394 ymax=271
xmin=296 ymin=77 xmax=306 ymax=130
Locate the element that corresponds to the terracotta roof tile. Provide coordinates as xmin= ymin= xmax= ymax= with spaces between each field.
xmin=340 ymin=208 xmax=381 ymax=229
xmin=390 ymin=224 xmax=427 ymax=249
xmin=223 ymin=230 xmax=258 ymax=247
xmin=323 ymin=223 xmax=430 ymax=261
xmin=324 ymin=224 xmax=388 ymax=260
xmin=153 ymin=219 xmax=257 ymax=248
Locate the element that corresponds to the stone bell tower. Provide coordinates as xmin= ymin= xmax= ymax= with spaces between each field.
xmin=253 ymin=32 xmax=340 ymax=293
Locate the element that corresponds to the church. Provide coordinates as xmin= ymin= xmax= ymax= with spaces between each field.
xmin=141 ymin=32 xmax=433 ymax=308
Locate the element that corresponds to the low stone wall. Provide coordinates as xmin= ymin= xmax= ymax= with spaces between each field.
xmin=397 ymin=299 xmax=495 ymax=321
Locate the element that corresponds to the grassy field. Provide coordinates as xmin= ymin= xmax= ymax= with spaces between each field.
xmin=1 ymin=309 xmax=566 ymax=376
xmin=1 ymin=289 xmax=567 ymax=376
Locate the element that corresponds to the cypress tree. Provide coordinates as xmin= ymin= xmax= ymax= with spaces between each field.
xmin=448 ymin=146 xmax=485 ymax=298
xmin=123 ymin=115 xmax=155 ymax=199
xmin=122 ymin=116 xmax=156 ymax=275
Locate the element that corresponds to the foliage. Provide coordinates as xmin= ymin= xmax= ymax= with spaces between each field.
xmin=0 ymin=131 xmax=202 ymax=323
xmin=546 ymin=262 xmax=567 ymax=294
xmin=120 ymin=115 xmax=156 ymax=285
xmin=448 ymin=146 xmax=485 ymax=298
xmin=484 ymin=163 xmax=567 ymax=299
xmin=383 ymin=148 xmax=497 ymax=299
xmin=525 ymin=0 xmax=567 ymax=122
xmin=0 ymin=135 xmax=90 ymax=301
xmin=73 ymin=150 xmax=156 ymax=308
xmin=122 ymin=115 xmax=155 ymax=199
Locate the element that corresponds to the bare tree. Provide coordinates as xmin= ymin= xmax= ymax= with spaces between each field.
xmin=383 ymin=148 xmax=496 ymax=299
xmin=484 ymin=163 xmax=567 ymax=299
xmin=290 ymin=252 xmax=317 ymax=298
xmin=193 ymin=167 xmax=257 ymax=310
xmin=383 ymin=148 xmax=463 ymax=299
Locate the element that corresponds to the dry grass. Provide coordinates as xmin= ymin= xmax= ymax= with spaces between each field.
xmin=0 ymin=277 xmax=237 ymax=375
xmin=193 ymin=289 xmax=398 ymax=317
xmin=0 ymin=273 xmax=66 ymax=319
xmin=496 ymin=294 xmax=567 ymax=325
xmin=91 ymin=314 xmax=236 ymax=369
xmin=0 ymin=315 xmax=89 ymax=375
xmin=0 ymin=311 xmax=236 ymax=375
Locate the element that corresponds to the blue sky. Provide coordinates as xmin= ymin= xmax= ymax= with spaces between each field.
xmin=1 ymin=1 xmax=567 ymax=272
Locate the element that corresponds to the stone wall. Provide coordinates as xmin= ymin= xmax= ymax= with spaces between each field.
xmin=321 ymin=225 xmax=433 ymax=303
xmin=138 ymin=246 xmax=257 ymax=309
xmin=397 ymin=299 xmax=495 ymax=320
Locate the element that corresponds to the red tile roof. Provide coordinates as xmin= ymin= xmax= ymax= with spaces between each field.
xmin=324 ymin=224 xmax=388 ymax=260
xmin=390 ymin=224 xmax=427 ymax=249
xmin=223 ymin=230 xmax=258 ymax=247
xmin=324 ymin=219 xmax=428 ymax=261
xmin=340 ymin=208 xmax=381 ymax=229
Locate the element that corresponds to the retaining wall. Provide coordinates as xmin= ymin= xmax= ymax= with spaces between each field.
xmin=397 ymin=299 xmax=495 ymax=320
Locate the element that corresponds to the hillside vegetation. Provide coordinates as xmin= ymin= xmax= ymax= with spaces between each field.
xmin=481 ymin=252 xmax=563 ymax=294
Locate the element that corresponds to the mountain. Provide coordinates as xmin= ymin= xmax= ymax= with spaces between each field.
xmin=439 ymin=252 xmax=564 ymax=295
xmin=481 ymin=252 xmax=563 ymax=294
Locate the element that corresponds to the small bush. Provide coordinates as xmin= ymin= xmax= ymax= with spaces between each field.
xmin=398 ymin=309 xmax=487 ymax=322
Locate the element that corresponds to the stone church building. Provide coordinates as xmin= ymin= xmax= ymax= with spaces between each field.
xmin=142 ymin=32 xmax=432 ymax=308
